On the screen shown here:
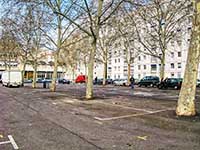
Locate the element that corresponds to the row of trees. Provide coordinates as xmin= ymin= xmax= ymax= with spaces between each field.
xmin=0 ymin=0 xmax=200 ymax=116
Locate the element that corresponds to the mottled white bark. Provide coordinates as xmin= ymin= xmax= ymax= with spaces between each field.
xmin=32 ymin=61 xmax=37 ymax=88
xmin=86 ymin=40 xmax=96 ymax=99
xmin=176 ymin=0 xmax=200 ymax=116
xmin=50 ymin=53 xmax=58 ymax=92
xmin=127 ymin=63 xmax=131 ymax=85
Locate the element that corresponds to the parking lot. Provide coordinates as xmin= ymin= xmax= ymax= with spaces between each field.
xmin=0 ymin=83 xmax=200 ymax=150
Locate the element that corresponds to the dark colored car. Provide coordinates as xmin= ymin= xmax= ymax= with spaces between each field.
xmin=106 ymin=78 xmax=113 ymax=84
xmin=42 ymin=78 xmax=52 ymax=83
xmin=94 ymin=78 xmax=103 ymax=85
xmin=0 ymin=74 xmax=2 ymax=83
xmin=157 ymin=78 xmax=182 ymax=90
xmin=75 ymin=75 xmax=86 ymax=83
xmin=138 ymin=76 xmax=160 ymax=87
xmin=94 ymin=78 xmax=113 ymax=85
xmin=58 ymin=78 xmax=70 ymax=84
xmin=36 ymin=78 xmax=44 ymax=83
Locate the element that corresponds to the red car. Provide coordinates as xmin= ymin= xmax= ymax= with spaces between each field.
xmin=75 ymin=75 xmax=86 ymax=83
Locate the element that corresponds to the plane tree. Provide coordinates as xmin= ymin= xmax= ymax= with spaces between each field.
xmin=45 ymin=0 xmax=125 ymax=99
xmin=176 ymin=0 xmax=200 ymax=116
xmin=131 ymin=0 xmax=191 ymax=79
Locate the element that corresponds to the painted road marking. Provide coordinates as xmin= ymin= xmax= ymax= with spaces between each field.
xmin=69 ymin=99 xmax=154 ymax=113
xmin=94 ymin=101 xmax=154 ymax=113
xmin=94 ymin=109 xmax=174 ymax=121
xmin=0 ymin=135 xmax=19 ymax=149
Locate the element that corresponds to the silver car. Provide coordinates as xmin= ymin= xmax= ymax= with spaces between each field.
xmin=113 ymin=79 xmax=128 ymax=86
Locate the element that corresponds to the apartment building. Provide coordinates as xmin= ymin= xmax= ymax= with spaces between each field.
xmin=106 ymin=1 xmax=196 ymax=80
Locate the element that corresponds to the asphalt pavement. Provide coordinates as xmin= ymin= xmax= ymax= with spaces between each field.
xmin=0 ymin=84 xmax=200 ymax=150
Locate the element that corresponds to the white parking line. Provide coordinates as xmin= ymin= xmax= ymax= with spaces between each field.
xmin=80 ymin=100 xmax=154 ymax=113
xmin=0 ymin=135 xmax=19 ymax=149
xmin=95 ymin=101 xmax=153 ymax=113
xmin=94 ymin=108 xmax=174 ymax=121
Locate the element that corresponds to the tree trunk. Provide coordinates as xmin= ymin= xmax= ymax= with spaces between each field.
xmin=85 ymin=61 xmax=87 ymax=76
xmin=50 ymin=6 xmax=61 ymax=92
xmin=127 ymin=63 xmax=131 ymax=85
xmin=21 ymin=61 xmax=26 ymax=86
xmin=160 ymin=53 xmax=165 ymax=80
xmin=103 ymin=62 xmax=107 ymax=85
xmin=32 ymin=61 xmax=37 ymax=88
xmin=176 ymin=1 xmax=200 ymax=116
xmin=50 ymin=53 xmax=58 ymax=92
xmin=86 ymin=40 xmax=96 ymax=99
xmin=8 ymin=63 xmax=11 ymax=86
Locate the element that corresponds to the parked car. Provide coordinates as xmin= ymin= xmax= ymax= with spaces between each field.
xmin=2 ymin=71 xmax=23 ymax=87
xmin=94 ymin=78 xmax=103 ymax=85
xmin=75 ymin=75 xmax=86 ymax=83
xmin=36 ymin=78 xmax=44 ymax=83
xmin=93 ymin=78 xmax=113 ymax=85
xmin=58 ymin=78 xmax=70 ymax=84
xmin=138 ymin=76 xmax=160 ymax=87
xmin=113 ymin=79 xmax=128 ymax=86
xmin=134 ymin=78 xmax=139 ymax=85
xmin=157 ymin=78 xmax=182 ymax=90
xmin=24 ymin=79 xmax=33 ymax=83
xmin=0 ymin=73 xmax=2 ymax=83
xmin=106 ymin=78 xmax=113 ymax=84
xmin=42 ymin=78 xmax=52 ymax=83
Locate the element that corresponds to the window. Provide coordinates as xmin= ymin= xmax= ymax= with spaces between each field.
xmin=138 ymin=65 xmax=141 ymax=70
xmin=171 ymin=41 xmax=175 ymax=46
xmin=123 ymin=49 xmax=126 ymax=55
xmin=151 ymin=64 xmax=157 ymax=71
xmin=138 ymin=56 xmax=141 ymax=61
xmin=171 ymin=73 xmax=175 ymax=77
xmin=171 ymin=63 xmax=175 ymax=69
xmin=151 ymin=56 xmax=157 ymax=62
xmin=188 ymin=27 xmax=192 ymax=31
xmin=178 ymin=52 xmax=181 ymax=57
xmin=118 ymin=66 xmax=120 ymax=71
xmin=171 ymin=52 xmax=174 ymax=58
xmin=118 ymin=58 xmax=120 ymax=63
xmin=178 ymin=63 xmax=181 ymax=68
xmin=115 ymin=59 xmax=117 ymax=63
xmin=138 ymin=74 xmax=141 ymax=79
xmin=143 ymin=55 xmax=146 ymax=60
xmin=144 ymin=65 xmax=146 ymax=70
xmin=178 ymin=72 xmax=181 ymax=78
